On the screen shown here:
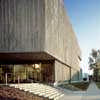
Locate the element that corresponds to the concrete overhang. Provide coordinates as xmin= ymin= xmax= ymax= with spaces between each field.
xmin=0 ymin=52 xmax=55 ymax=64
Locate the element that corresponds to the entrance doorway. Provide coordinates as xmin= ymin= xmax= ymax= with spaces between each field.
xmin=0 ymin=65 xmax=13 ymax=83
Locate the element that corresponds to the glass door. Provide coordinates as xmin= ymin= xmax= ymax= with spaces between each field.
xmin=0 ymin=65 xmax=14 ymax=84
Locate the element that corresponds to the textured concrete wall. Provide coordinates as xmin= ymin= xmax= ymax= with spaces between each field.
xmin=0 ymin=0 xmax=45 ymax=52
xmin=55 ymin=60 xmax=70 ymax=82
xmin=55 ymin=61 xmax=80 ymax=82
xmin=44 ymin=0 xmax=81 ymax=68
xmin=44 ymin=0 xmax=81 ymax=81
xmin=71 ymin=68 xmax=79 ymax=81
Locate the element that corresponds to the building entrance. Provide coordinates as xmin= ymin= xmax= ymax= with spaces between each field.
xmin=0 ymin=65 xmax=13 ymax=83
xmin=0 ymin=63 xmax=54 ymax=84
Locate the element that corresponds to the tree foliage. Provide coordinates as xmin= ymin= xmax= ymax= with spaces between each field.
xmin=88 ymin=49 xmax=99 ymax=69
xmin=91 ymin=49 xmax=98 ymax=59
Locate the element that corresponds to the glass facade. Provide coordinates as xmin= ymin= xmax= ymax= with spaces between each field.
xmin=0 ymin=63 xmax=54 ymax=84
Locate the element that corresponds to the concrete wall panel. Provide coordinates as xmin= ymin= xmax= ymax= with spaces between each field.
xmin=55 ymin=60 xmax=70 ymax=82
xmin=71 ymin=68 xmax=79 ymax=81
xmin=0 ymin=0 xmax=45 ymax=52
xmin=44 ymin=0 xmax=81 ymax=69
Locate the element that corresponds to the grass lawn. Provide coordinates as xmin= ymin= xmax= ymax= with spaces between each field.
xmin=96 ymin=82 xmax=100 ymax=89
xmin=59 ymin=82 xmax=90 ymax=91
xmin=59 ymin=84 xmax=80 ymax=91
xmin=71 ymin=82 xmax=90 ymax=91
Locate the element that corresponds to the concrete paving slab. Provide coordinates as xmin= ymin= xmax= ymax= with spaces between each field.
xmin=60 ymin=82 xmax=100 ymax=100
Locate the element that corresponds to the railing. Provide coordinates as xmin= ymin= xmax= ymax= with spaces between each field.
xmin=0 ymin=72 xmax=34 ymax=84
xmin=0 ymin=72 xmax=54 ymax=85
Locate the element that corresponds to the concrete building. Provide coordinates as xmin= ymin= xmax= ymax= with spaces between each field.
xmin=0 ymin=0 xmax=81 ymax=84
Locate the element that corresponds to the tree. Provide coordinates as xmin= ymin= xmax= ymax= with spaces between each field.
xmin=88 ymin=49 xmax=98 ymax=69
xmin=89 ymin=49 xmax=100 ymax=81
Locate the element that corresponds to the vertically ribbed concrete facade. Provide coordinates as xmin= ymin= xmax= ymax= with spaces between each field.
xmin=0 ymin=0 xmax=45 ymax=52
xmin=44 ymin=0 xmax=81 ymax=82
xmin=0 ymin=0 xmax=81 ymax=83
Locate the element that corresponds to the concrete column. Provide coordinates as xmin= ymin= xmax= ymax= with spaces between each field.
xmin=5 ymin=73 xmax=7 ymax=85
xmin=69 ymin=67 xmax=71 ymax=83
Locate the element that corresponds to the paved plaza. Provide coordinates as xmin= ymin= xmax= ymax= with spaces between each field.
xmin=61 ymin=82 xmax=100 ymax=100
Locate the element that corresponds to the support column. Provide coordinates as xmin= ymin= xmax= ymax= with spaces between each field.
xmin=69 ymin=67 xmax=71 ymax=83
xmin=5 ymin=73 xmax=7 ymax=85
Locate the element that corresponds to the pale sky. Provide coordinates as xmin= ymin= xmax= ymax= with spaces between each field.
xmin=64 ymin=0 xmax=100 ymax=74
